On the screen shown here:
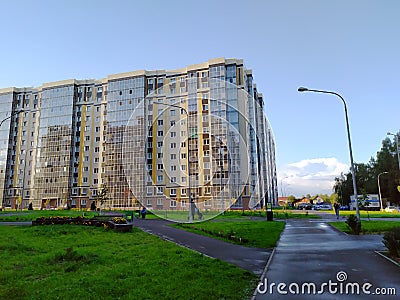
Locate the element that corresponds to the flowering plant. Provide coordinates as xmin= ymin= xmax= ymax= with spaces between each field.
xmin=111 ymin=217 xmax=127 ymax=224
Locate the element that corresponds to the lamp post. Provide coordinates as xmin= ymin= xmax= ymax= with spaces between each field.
xmin=154 ymin=102 xmax=193 ymax=222
xmin=1 ymin=110 xmax=24 ymax=208
xmin=378 ymin=171 xmax=389 ymax=211
xmin=387 ymin=132 xmax=400 ymax=173
xmin=298 ymin=87 xmax=360 ymax=220
xmin=0 ymin=110 xmax=24 ymax=128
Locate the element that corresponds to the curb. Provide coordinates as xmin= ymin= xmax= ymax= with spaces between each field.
xmin=375 ymin=251 xmax=400 ymax=267
xmin=251 ymin=247 xmax=276 ymax=300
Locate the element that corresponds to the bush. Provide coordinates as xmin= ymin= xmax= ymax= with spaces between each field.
xmin=383 ymin=227 xmax=400 ymax=257
xmin=346 ymin=215 xmax=361 ymax=235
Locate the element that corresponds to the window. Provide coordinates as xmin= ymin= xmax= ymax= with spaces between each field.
xmin=94 ymin=168 xmax=99 ymax=173
xmin=158 ymin=120 xmax=163 ymax=126
xmin=181 ymin=200 xmax=187 ymax=207
xmin=95 ymin=147 xmax=100 ymax=152
xmin=83 ymin=177 xmax=88 ymax=183
xmin=205 ymin=187 xmax=211 ymax=194
xmin=157 ymin=187 xmax=164 ymax=194
xmin=157 ymin=164 xmax=163 ymax=170
xmin=147 ymin=187 xmax=153 ymax=195
xmin=181 ymin=188 xmax=186 ymax=195
xmin=170 ymin=200 xmax=177 ymax=207
xmin=157 ymin=175 xmax=163 ymax=182
xmin=157 ymin=153 xmax=163 ymax=158
xmin=85 ymin=146 xmax=90 ymax=151
xmin=170 ymin=120 xmax=175 ymax=126
xmin=204 ymin=174 xmax=211 ymax=181
xmin=170 ymin=131 xmax=176 ymax=138
xmin=170 ymin=110 xmax=176 ymax=116
xmin=83 ymin=166 xmax=89 ymax=172
xmin=170 ymin=143 xmax=176 ymax=148
xmin=171 ymin=165 xmax=177 ymax=171
xmin=157 ymin=131 xmax=163 ymax=137
xmin=204 ymin=150 xmax=210 ymax=156
xmin=157 ymin=141 xmax=163 ymax=147
xmin=170 ymin=154 xmax=176 ymax=160
xmin=181 ymin=142 xmax=186 ymax=147
xmin=157 ymin=198 xmax=163 ymax=205
xmin=181 ymin=153 xmax=186 ymax=159
xmin=170 ymin=189 xmax=177 ymax=196
xmin=204 ymin=162 xmax=210 ymax=169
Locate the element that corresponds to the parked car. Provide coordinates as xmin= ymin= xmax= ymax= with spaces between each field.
xmin=297 ymin=203 xmax=312 ymax=210
xmin=340 ymin=205 xmax=350 ymax=210
xmin=312 ymin=204 xmax=332 ymax=210
xmin=384 ymin=206 xmax=400 ymax=213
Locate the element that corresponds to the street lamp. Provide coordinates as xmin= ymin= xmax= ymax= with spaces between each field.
xmin=378 ymin=171 xmax=389 ymax=211
xmin=387 ymin=132 xmax=400 ymax=174
xmin=1 ymin=110 xmax=24 ymax=208
xmin=154 ymin=102 xmax=193 ymax=222
xmin=298 ymin=87 xmax=360 ymax=220
xmin=0 ymin=110 xmax=24 ymax=127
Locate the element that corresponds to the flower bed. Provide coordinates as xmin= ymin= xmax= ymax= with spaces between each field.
xmin=32 ymin=216 xmax=132 ymax=232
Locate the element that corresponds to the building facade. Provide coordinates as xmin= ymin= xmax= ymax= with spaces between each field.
xmin=0 ymin=58 xmax=277 ymax=212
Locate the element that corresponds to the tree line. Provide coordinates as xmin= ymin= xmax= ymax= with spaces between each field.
xmin=333 ymin=135 xmax=400 ymax=206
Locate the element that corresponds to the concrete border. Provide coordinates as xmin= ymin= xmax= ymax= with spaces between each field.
xmin=251 ymin=247 xmax=276 ymax=300
xmin=375 ymin=251 xmax=400 ymax=267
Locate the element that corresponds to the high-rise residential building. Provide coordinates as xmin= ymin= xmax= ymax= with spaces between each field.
xmin=0 ymin=58 xmax=277 ymax=213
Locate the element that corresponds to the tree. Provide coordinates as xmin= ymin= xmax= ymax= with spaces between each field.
xmin=332 ymin=135 xmax=400 ymax=208
xmin=287 ymin=195 xmax=296 ymax=206
xmin=96 ymin=184 xmax=108 ymax=214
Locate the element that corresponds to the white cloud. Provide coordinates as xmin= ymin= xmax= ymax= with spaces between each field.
xmin=278 ymin=157 xmax=349 ymax=197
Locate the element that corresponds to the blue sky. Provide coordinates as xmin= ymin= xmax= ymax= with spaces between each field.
xmin=1 ymin=0 xmax=399 ymax=197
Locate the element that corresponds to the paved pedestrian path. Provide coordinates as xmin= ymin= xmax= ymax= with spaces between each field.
xmin=254 ymin=217 xmax=400 ymax=299
xmin=132 ymin=218 xmax=271 ymax=275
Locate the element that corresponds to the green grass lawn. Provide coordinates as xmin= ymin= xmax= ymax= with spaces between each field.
xmin=334 ymin=210 xmax=400 ymax=218
xmin=329 ymin=220 xmax=400 ymax=234
xmin=174 ymin=220 xmax=285 ymax=248
xmin=0 ymin=210 xmax=97 ymax=222
xmin=0 ymin=225 xmax=257 ymax=300
xmin=0 ymin=209 xmax=319 ymax=223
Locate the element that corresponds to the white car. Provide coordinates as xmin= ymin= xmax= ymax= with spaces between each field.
xmin=384 ymin=206 xmax=400 ymax=213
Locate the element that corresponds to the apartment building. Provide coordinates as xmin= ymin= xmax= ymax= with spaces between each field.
xmin=0 ymin=58 xmax=277 ymax=212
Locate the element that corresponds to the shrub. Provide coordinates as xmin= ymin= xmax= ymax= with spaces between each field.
xmin=346 ymin=215 xmax=361 ymax=235
xmin=383 ymin=227 xmax=400 ymax=257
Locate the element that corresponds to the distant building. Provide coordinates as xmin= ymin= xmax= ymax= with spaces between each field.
xmin=0 ymin=58 xmax=277 ymax=211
